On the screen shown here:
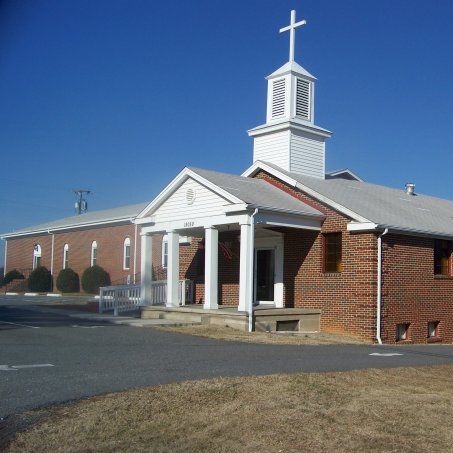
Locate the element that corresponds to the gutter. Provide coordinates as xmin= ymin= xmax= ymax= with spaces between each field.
xmin=376 ymin=228 xmax=389 ymax=345
xmin=248 ymin=208 xmax=259 ymax=333
xmin=1 ymin=217 xmax=135 ymax=240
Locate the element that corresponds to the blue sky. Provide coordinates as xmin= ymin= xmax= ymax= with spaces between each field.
xmin=1 ymin=0 xmax=453 ymax=265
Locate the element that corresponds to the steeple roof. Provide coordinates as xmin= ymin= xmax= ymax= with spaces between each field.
xmin=266 ymin=61 xmax=316 ymax=81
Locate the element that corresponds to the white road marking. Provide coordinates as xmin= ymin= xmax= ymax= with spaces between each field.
xmin=369 ymin=352 xmax=404 ymax=357
xmin=71 ymin=325 xmax=105 ymax=328
xmin=0 ymin=321 xmax=40 ymax=329
xmin=0 ymin=364 xmax=54 ymax=371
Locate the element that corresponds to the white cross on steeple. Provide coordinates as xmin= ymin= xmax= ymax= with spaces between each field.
xmin=279 ymin=10 xmax=307 ymax=62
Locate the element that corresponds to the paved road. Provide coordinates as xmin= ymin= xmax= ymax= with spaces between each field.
xmin=2 ymin=297 xmax=453 ymax=418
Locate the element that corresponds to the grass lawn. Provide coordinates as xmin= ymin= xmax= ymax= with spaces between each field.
xmin=6 ymin=365 xmax=453 ymax=452
xmin=153 ymin=324 xmax=364 ymax=345
xmin=152 ymin=325 xmax=363 ymax=345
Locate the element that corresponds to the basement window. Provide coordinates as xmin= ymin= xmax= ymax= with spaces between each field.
xmin=396 ymin=323 xmax=410 ymax=342
xmin=428 ymin=321 xmax=440 ymax=339
xmin=323 ymin=233 xmax=342 ymax=273
xmin=276 ymin=320 xmax=300 ymax=332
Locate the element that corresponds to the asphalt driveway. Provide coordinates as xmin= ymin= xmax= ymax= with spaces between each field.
xmin=2 ymin=296 xmax=453 ymax=418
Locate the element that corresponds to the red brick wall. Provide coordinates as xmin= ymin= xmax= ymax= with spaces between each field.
xmin=5 ymin=234 xmax=53 ymax=273
xmin=6 ymin=223 xmax=144 ymax=291
xmin=381 ymin=234 xmax=453 ymax=344
xmin=254 ymin=170 xmax=378 ymax=341
xmin=178 ymin=232 xmax=241 ymax=306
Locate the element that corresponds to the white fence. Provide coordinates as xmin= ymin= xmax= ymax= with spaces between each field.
xmin=99 ymin=284 xmax=141 ymax=316
xmin=99 ymin=279 xmax=194 ymax=315
xmin=151 ymin=279 xmax=194 ymax=306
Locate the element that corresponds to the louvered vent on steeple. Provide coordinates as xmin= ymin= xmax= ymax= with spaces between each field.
xmin=296 ymin=78 xmax=310 ymax=120
xmin=271 ymin=79 xmax=286 ymax=118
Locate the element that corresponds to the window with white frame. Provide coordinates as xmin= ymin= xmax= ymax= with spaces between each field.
xmin=63 ymin=244 xmax=69 ymax=269
xmin=123 ymin=238 xmax=131 ymax=270
xmin=162 ymin=235 xmax=168 ymax=269
xmin=161 ymin=235 xmax=191 ymax=269
xmin=91 ymin=241 xmax=98 ymax=267
xmin=33 ymin=244 xmax=42 ymax=269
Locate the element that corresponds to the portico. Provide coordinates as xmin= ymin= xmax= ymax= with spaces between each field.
xmin=135 ymin=167 xmax=325 ymax=319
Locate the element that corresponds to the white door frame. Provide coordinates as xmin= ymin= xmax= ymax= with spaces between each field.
xmin=254 ymin=235 xmax=284 ymax=308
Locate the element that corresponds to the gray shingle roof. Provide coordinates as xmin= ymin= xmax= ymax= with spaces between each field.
xmin=189 ymin=167 xmax=324 ymax=218
xmin=2 ymin=202 xmax=148 ymax=238
xmin=261 ymin=161 xmax=453 ymax=238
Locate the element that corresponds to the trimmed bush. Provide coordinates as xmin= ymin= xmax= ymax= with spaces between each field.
xmin=81 ymin=265 xmax=110 ymax=294
xmin=56 ymin=268 xmax=80 ymax=293
xmin=28 ymin=266 xmax=52 ymax=292
xmin=2 ymin=269 xmax=25 ymax=286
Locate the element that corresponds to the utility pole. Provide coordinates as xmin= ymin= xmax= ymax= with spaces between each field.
xmin=73 ymin=189 xmax=92 ymax=215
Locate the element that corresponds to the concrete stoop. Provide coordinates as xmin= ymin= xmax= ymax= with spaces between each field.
xmin=141 ymin=305 xmax=321 ymax=332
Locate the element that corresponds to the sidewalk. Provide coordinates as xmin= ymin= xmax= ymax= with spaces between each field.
xmin=27 ymin=298 xmax=200 ymax=327
xmin=0 ymin=294 xmax=200 ymax=328
xmin=35 ymin=304 xmax=200 ymax=328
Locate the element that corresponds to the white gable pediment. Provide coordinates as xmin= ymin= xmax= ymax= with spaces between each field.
xmin=137 ymin=167 xmax=243 ymax=223
xmin=152 ymin=178 xmax=231 ymax=222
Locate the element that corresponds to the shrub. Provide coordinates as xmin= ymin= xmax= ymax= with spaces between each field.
xmin=81 ymin=265 xmax=110 ymax=294
xmin=2 ymin=269 xmax=25 ymax=286
xmin=56 ymin=268 xmax=80 ymax=293
xmin=28 ymin=266 xmax=52 ymax=292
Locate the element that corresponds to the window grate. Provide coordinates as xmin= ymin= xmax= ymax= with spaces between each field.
xmin=271 ymin=79 xmax=286 ymax=118
xmin=296 ymin=78 xmax=311 ymax=120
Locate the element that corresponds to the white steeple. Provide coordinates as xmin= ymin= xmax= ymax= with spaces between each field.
xmin=248 ymin=10 xmax=331 ymax=179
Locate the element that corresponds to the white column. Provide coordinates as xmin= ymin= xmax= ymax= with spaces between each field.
xmin=140 ymin=234 xmax=153 ymax=305
xmin=204 ymin=227 xmax=218 ymax=310
xmin=238 ymin=220 xmax=253 ymax=312
xmin=166 ymin=231 xmax=180 ymax=307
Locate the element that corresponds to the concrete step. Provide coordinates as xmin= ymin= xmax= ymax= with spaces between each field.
xmin=141 ymin=307 xmax=203 ymax=323
xmin=110 ymin=318 xmax=201 ymax=328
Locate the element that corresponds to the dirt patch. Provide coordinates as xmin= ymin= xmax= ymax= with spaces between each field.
xmin=6 ymin=366 xmax=453 ymax=452
xmin=153 ymin=324 xmax=364 ymax=345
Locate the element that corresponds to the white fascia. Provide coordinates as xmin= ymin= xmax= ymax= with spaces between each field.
xmin=136 ymin=167 xmax=243 ymax=220
xmin=347 ymin=222 xmax=380 ymax=232
xmin=242 ymin=161 xmax=370 ymax=223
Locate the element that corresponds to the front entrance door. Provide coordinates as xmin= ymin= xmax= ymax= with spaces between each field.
xmin=254 ymin=248 xmax=275 ymax=305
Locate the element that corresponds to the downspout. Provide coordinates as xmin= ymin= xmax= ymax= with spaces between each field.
xmin=248 ymin=208 xmax=259 ymax=333
xmin=3 ymin=240 xmax=7 ymax=276
xmin=376 ymin=228 xmax=389 ymax=345
xmin=133 ymin=221 xmax=138 ymax=284
xmin=48 ymin=230 xmax=55 ymax=291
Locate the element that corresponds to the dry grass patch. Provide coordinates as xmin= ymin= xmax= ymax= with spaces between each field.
xmin=7 ymin=366 xmax=453 ymax=452
xmin=154 ymin=324 xmax=364 ymax=345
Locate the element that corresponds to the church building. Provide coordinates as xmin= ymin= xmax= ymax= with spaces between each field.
xmin=3 ymin=11 xmax=453 ymax=344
